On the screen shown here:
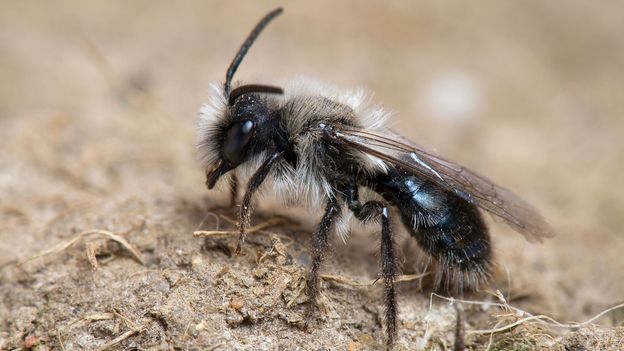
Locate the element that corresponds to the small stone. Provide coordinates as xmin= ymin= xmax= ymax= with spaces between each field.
xmin=230 ymin=297 xmax=245 ymax=310
xmin=24 ymin=334 xmax=40 ymax=348
xmin=155 ymin=280 xmax=170 ymax=293
xmin=216 ymin=265 xmax=230 ymax=278
xmin=225 ymin=312 xmax=244 ymax=325
xmin=347 ymin=341 xmax=361 ymax=351
xmin=191 ymin=255 xmax=203 ymax=268
xmin=252 ymin=267 xmax=269 ymax=279
xmin=195 ymin=320 xmax=206 ymax=331
xmin=359 ymin=334 xmax=375 ymax=346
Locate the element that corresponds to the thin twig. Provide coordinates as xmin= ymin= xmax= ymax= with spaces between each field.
xmin=20 ymin=229 xmax=144 ymax=266
xmin=193 ymin=217 xmax=284 ymax=237
xmin=57 ymin=328 xmax=66 ymax=351
xmin=218 ymin=214 xmax=238 ymax=225
xmin=208 ymin=342 xmax=226 ymax=351
xmin=94 ymin=327 xmax=144 ymax=351
xmin=430 ymin=293 xmax=624 ymax=335
xmin=196 ymin=211 xmax=221 ymax=231
xmin=112 ymin=308 xmax=139 ymax=331
xmin=60 ymin=313 xmax=116 ymax=335
xmin=321 ymin=272 xmax=429 ymax=287
xmin=469 ymin=315 xmax=555 ymax=335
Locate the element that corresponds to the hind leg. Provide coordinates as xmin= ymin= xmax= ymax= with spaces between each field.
xmin=344 ymin=184 xmax=398 ymax=348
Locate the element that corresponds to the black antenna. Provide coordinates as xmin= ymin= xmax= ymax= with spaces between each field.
xmin=228 ymin=84 xmax=283 ymax=105
xmin=224 ymin=7 xmax=283 ymax=98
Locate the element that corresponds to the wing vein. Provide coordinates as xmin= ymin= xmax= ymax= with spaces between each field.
xmin=328 ymin=127 xmax=554 ymax=241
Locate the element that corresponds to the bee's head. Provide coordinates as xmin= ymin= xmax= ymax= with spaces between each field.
xmin=202 ymin=88 xmax=281 ymax=189
xmin=198 ymin=8 xmax=284 ymax=189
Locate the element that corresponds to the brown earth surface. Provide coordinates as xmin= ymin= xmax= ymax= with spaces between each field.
xmin=1 ymin=1 xmax=623 ymax=350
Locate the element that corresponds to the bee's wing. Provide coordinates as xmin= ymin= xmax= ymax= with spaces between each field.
xmin=330 ymin=127 xmax=555 ymax=242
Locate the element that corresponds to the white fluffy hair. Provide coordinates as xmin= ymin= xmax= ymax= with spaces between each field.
xmin=197 ymin=77 xmax=392 ymax=241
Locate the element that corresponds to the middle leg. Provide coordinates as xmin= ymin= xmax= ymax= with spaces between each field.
xmin=305 ymin=196 xmax=341 ymax=324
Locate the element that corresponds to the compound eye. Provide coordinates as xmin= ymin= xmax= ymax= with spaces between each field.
xmin=223 ymin=120 xmax=255 ymax=165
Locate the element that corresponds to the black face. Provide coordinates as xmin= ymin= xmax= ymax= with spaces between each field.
xmin=205 ymin=93 xmax=273 ymax=189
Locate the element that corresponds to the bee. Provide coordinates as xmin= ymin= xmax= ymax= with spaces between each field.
xmin=197 ymin=7 xmax=553 ymax=348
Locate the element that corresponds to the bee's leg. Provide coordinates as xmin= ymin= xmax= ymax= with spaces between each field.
xmin=454 ymin=304 xmax=465 ymax=351
xmin=344 ymin=184 xmax=398 ymax=348
xmin=379 ymin=206 xmax=398 ymax=348
xmin=305 ymin=196 xmax=341 ymax=325
xmin=236 ymin=152 xmax=281 ymax=254
xmin=229 ymin=172 xmax=238 ymax=207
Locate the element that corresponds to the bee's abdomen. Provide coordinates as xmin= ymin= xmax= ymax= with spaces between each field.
xmin=408 ymin=184 xmax=490 ymax=270
xmin=369 ymin=167 xmax=492 ymax=287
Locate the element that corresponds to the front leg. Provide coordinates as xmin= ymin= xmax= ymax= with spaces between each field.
xmin=236 ymin=152 xmax=282 ymax=254
xmin=229 ymin=172 xmax=238 ymax=207
xmin=306 ymin=196 xmax=341 ymax=323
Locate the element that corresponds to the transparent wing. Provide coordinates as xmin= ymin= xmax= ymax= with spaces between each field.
xmin=329 ymin=126 xmax=555 ymax=242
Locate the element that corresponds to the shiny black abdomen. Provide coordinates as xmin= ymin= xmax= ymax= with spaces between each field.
xmin=368 ymin=166 xmax=491 ymax=274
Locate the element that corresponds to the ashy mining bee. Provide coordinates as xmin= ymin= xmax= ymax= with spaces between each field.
xmin=197 ymin=7 xmax=553 ymax=348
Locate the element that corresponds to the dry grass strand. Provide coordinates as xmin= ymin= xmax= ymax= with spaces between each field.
xmin=19 ymin=229 xmax=145 ymax=266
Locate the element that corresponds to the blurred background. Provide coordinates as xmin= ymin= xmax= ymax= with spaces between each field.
xmin=2 ymin=0 xmax=623 ymax=334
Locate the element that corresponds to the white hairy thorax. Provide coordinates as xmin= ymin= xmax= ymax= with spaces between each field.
xmin=197 ymin=77 xmax=392 ymax=240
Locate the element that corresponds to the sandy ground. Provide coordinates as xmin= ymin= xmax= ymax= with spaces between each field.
xmin=1 ymin=1 xmax=623 ymax=350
